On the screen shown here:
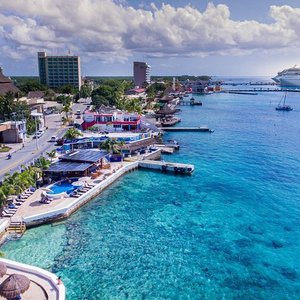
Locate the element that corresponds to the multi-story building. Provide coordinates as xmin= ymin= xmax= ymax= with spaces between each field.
xmin=38 ymin=52 xmax=81 ymax=89
xmin=133 ymin=61 xmax=150 ymax=88
xmin=82 ymin=110 xmax=141 ymax=132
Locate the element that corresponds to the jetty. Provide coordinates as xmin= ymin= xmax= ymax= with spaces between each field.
xmin=139 ymin=160 xmax=194 ymax=175
xmin=226 ymin=91 xmax=258 ymax=95
xmin=179 ymin=99 xmax=203 ymax=106
xmin=221 ymin=88 xmax=300 ymax=93
xmin=161 ymin=126 xmax=213 ymax=132
xmin=151 ymin=145 xmax=174 ymax=154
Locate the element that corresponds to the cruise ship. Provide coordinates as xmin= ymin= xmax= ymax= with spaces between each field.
xmin=272 ymin=66 xmax=300 ymax=87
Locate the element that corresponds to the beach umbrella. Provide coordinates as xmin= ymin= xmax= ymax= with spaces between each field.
xmin=0 ymin=263 xmax=7 ymax=277
xmin=0 ymin=274 xmax=30 ymax=299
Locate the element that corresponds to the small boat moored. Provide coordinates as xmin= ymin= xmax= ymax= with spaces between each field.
xmin=276 ymin=92 xmax=293 ymax=111
xmin=190 ymin=97 xmax=202 ymax=106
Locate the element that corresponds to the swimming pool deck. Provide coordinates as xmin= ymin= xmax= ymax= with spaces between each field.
xmin=9 ymin=161 xmax=135 ymax=226
xmin=0 ymin=258 xmax=64 ymax=300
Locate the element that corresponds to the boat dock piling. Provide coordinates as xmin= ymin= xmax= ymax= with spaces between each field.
xmin=161 ymin=127 xmax=213 ymax=132
xmin=139 ymin=160 xmax=194 ymax=175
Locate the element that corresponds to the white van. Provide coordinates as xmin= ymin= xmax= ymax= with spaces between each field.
xmin=50 ymin=136 xmax=57 ymax=142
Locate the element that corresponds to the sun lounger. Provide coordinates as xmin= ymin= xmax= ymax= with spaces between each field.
xmin=3 ymin=210 xmax=15 ymax=216
xmin=16 ymin=198 xmax=25 ymax=203
xmin=1 ymin=212 xmax=13 ymax=217
xmin=5 ymin=208 xmax=17 ymax=213
xmin=71 ymin=193 xmax=81 ymax=198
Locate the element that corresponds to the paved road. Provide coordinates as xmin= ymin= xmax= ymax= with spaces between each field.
xmin=0 ymin=98 xmax=91 ymax=179
xmin=0 ymin=115 xmax=66 ymax=179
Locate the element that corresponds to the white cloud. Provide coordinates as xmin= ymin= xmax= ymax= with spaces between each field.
xmin=0 ymin=1 xmax=299 ymax=63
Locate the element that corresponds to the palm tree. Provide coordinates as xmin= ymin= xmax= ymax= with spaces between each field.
xmin=100 ymin=139 xmax=125 ymax=154
xmin=64 ymin=128 xmax=83 ymax=140
xmin=46 ymin=150 xmax=56 ymax=162
xmin=62 ymin=102 xmax=71 ymax=120
xmin=34 ymin=157 xmax=51 ymax=170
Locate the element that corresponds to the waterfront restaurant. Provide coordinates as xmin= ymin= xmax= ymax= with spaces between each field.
xmin=44 ymin=149 xmax=107 ymax=180
xmin=81 ymin=110 xmax=141 ymax=131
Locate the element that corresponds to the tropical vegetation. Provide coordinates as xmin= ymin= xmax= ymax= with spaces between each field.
xmin=46 ymin=150 xmax=57 ymax=162
xmin=0 ymin=157 xmax=51 ymax=207
xmin=91 ymin=79 xmax=133 ymax=108
xmin=64 ymin=127 xmax=83 ymax=140
xmin=0 ymin=92 xmax=37 ymax=135
xmin=99 ymin=139 xmax=125 ymax=154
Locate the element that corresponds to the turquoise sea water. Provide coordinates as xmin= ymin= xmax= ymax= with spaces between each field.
xmin=2 ymin=85 xmax=300 ymax=299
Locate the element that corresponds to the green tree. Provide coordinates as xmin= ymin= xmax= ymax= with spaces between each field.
xmin=91 ymin=80 xmax=132 ymax=109
xmin=64 ymin=128 xmax=83 ymax=140
xmin=56 ymin=95 xmax=72 ymax=105
xmin=46 ymin=150 xmax=57 ymax=162
xmin=100 ymin=139 xmax=125 ymax=154
xmin=17 ymin=80 xmax=47 ymax=94
xmin=62 ymin=102 xmax=72 ymax=119
xmin=80 ymin=84 xmax=93 ymax=98
xmin=34 ymin=157 xmax=51 ymax=170
xmin=0 ymin=92 xmax=15 ymax=121
xmin=57 ymin=84 xmax=78 ymax=95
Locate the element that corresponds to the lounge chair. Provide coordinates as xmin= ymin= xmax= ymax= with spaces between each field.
xmin=1 ymin=212 xmax=13 ymax=218
xmin=3 ymin=210 xmax=15 ymax=216
xmin=16 ymin=198 xmax=25 ymax=203
xmin=4 ymin=208 xmax=17 ymax=213
xmin=71 ymin=193 xmax=81 ymax=198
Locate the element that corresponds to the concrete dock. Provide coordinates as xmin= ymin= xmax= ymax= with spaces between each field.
xmin=161 ymin=127 xmax=213 ymax=132
xmin=139 ymin=160 xmax=194 ymax=174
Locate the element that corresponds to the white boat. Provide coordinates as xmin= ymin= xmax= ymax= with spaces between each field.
xmin=275 ymin=91 xmax=293 ymax=111
xmin=272 ymin=66 xmax=300 ymax=87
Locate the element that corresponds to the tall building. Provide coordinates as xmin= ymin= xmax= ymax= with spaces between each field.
xmin=133 ymin=61 xmax=150 ymax=88
xmin=38 ymin=52 xmax=81 ymax=89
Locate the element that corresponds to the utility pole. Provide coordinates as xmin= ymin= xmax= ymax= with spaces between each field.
xmin=35 ymin=117 xmax=38 ymax=149
xmin=32 ymin=114 xmax=39 ymax=150
xmin=11 ymin=112 xmax=18 ymax=143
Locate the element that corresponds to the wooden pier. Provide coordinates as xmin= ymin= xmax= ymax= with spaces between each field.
xmin=139 ymin=160 xmax=194 ymax=175
xmin=161 ymin=126 xmax=213 ymax=132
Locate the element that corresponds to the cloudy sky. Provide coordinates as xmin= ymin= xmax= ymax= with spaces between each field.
xmin=1 ymin=0 xmax=300 ymax=77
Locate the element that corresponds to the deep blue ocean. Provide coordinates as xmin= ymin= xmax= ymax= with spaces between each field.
xmin=2 ymin=80 xmax=300 ymax=299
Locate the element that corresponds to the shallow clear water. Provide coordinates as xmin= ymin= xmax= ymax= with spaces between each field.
xmin=2 ymin=87 xmax=300 ymax=299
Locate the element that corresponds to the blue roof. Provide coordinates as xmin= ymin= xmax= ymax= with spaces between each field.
xmin=47 ymin=162 xmax=92 ymax=172
xmin=60 ymin=149 xmax=107 ymax=163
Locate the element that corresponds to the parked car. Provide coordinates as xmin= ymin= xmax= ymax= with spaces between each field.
xmin=33 ymin=130 xmax=44 ymax=139
xmin=49 ymin=136 xmax=57 ymax=142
